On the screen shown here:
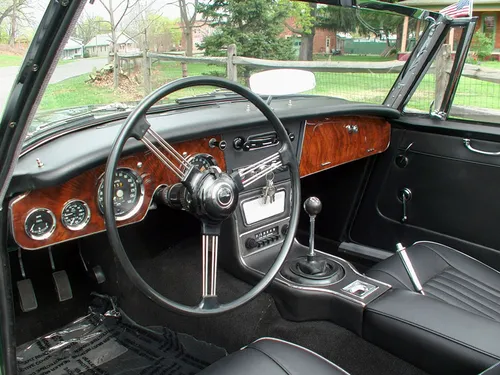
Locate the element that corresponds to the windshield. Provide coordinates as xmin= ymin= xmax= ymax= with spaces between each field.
xmin=1 ymin=0 xmax=430 ymax=141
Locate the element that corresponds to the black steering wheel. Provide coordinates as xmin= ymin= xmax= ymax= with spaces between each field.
xmin=104 ymin=76 xmax=301 ymax=315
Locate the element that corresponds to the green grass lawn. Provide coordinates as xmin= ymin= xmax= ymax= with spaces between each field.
xmin=0 ymin=54 xmax=23 ymax=67
xmin=37 ymin=60 xmax=500 ymax=114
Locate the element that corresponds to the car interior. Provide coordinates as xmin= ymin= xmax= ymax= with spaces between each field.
xmin=1 ymin=0 xmax=500 ymax=375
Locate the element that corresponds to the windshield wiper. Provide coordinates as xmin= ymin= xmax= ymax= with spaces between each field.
xmin=175 ymin=90 xmax=245 ymax=105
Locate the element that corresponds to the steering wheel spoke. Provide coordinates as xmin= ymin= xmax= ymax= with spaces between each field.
xmin=202 ymin=230 xmax=219 ymax=299
xmin=133 ymin=118 xmax=194 ymax=180
xmin=236 ymin=151 xmax=283 ymax=189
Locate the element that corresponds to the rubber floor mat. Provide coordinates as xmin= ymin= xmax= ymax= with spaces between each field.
xmin=17 ymin=296 xmax=226 ymax=375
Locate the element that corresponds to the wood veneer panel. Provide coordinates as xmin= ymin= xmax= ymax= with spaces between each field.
xmin=10 ymin=136 xmax=225 ymax=250
xmin=300 ymin=116 xmax=390 ymax=178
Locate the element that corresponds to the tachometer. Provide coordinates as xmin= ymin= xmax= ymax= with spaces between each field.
xmin=188 ymin=154 xmax=218 ymax=172
xmin=61 ymin=200 xmax=90 ymax=230
xmin=97 ymin=168 xmax=144 ymax=220
xmin=25 ymin=208 xmax=56 ymax=240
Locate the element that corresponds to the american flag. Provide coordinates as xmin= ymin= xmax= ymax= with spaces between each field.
xmin=440 ymin=0 xmax=472 ymax=18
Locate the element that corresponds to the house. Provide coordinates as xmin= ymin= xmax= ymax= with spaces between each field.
xmin=84 ymin=33 xmax=139 ymax=57
xmin=401 ymin=0 xmax=500 ymax=60
xmin=180 ymin=21 xmax=216 ymax=54
xmin=62 ymin=37 xmax=83 ymax=59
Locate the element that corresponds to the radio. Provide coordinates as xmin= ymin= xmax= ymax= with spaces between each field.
xmin=241 ymin=222 xmax=289 ymax=252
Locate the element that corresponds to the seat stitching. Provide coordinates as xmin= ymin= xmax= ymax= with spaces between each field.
xmin=365 ymin=308 xmax=500 ymax=360
xmin=424 ymin=284 xmax=489 ymax=318
xmin=440 ymin=271 xmax=500 ymax=304
xmin=425 ymin=281 xmax=498 ymax=320
xmin=247 ymin=346 xmax=292 ymax=375
xmin=445 ymin=268 xmax=500 ymax=298
xmin=429 ymin=277 xmax=500 ymax=319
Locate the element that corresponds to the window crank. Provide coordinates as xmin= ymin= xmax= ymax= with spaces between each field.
xmin=398 ymin=188 xmax=412 ymax=223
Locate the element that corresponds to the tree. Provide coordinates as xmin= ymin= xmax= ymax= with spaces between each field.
xmin=178 ymin=0 xmax=200 ymax=57
xmin=74 ymin=14 xmax=111 ymax=44
xmin=99 ymin=0 xmax=140 ymax=89
xmin=198 ymin=0 xmax=294 ymax=75
xmin=284 ymin=2 xmax=317 ymax=61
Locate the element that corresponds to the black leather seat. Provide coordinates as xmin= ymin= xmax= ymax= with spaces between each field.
xmin=198 ymin=337 xmax=349 ymax=375
xmin=364 ymin=241 xmax=500 ymax=374
xmin=366 ymin=241 xmax=500 ymax=320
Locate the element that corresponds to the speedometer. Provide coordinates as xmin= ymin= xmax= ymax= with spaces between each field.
xmin=97 ymin=168 xmax=144 ymax=220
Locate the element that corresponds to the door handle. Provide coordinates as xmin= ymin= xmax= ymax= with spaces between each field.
xmin=398 ymin=188 xmax=412 ymax=223
xmin=463 ymin=139 xmax=500 ymax=156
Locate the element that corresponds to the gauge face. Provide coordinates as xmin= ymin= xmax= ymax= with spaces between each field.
xmin=188 ymin=154 xmax=218 ymax=172
xmin=61 ymin=200 xmax=90 ymax=230
xmin=98 ymin=168 xmax=144 ymax=220
xmin=25 ymin=208 xmax=56 ymax=240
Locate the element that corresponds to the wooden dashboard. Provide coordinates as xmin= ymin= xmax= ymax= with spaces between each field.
xmin=10 ymin=136 xmax=226 ymax=250
xmin=10 ymin=116 xmax=391 ymax=250
xmin=299 ymin=116 xmax=391 ymax=178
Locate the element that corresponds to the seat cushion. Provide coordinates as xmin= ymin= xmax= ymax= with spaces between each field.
xmin=198 ymin=337 xmax=349 ymax=375
xmin=366 ymin=241 xmax=500 ymax=322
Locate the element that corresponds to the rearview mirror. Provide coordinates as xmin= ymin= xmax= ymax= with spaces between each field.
xmin=249 ymin=69 xmax=316 ymax=96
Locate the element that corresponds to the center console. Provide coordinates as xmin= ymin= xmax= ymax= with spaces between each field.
xmin=220 ymin=120 xmax=391 ymax=336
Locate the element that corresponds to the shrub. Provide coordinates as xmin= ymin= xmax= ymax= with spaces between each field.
xmin=471 ymin=31 xmax=494 ymax=60
xmin=83 ymin=49 xmax=90 ymax=58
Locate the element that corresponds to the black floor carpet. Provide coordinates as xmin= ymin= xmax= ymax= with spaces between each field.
xmin=83 ymin=225 xmax=428 ymax=375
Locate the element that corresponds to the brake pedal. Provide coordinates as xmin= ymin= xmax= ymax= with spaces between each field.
xmin=17 ymin=249 xmax=37 ymax=312
xmin=52 ymin=270 xmax=73 ymax=302
xmin=49 ymin=247 xmax=73 ymax=302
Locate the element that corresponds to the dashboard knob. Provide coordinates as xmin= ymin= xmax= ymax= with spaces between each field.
xmin=245 ymin=238 xmax=258 ymax=250
xmin=233 ymin=137 xmax=245 ymax=150
xmin=281 ymin=224 xmax=289 ymax=236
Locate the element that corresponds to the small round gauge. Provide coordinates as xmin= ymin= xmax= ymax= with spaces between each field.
xmin=24 ymin=208 xmax=56 ymax=240
xmin=97 ymin=168 xmax=144 ymax=220
xmin=61 ymin=200 xmax=90 ymax=231
xmin=188 ymin=153 xmax=218 ymax=172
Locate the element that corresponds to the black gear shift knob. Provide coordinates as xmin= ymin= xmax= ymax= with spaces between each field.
xmin=304 ymin=197 xmax=322 ymax=217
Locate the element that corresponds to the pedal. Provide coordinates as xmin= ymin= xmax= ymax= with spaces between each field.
xmin=52 ymin=270 xmax=73 ymax=302
xmin=92 ymin=265 xmax=106 ymax=284
xmin=17 ymin=279 xmax=38 ymax=312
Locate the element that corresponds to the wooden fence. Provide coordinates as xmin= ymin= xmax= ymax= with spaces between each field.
xmin=117 ymin=44 xmax=500 ymax=108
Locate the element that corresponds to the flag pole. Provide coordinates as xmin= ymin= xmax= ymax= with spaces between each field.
xmin=469 ymin=0 xmax=474 ymax=17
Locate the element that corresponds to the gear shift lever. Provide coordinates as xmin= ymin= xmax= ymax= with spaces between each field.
xmin=281 ymin=196 xmax=344 ymax=283
xmin=304 ymin=197 xmax=322 ymax=261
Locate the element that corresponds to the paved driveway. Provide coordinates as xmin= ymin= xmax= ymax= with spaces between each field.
xmin=0 ymin=57 xmax=108 ymax=109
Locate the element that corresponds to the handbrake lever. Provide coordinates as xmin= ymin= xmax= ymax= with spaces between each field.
xmin=396 ymin=243 xmax=425 ymax=295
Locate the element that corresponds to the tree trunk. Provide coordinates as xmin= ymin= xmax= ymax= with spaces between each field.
xmin=9 ymin=0 xmax=16 ymax=47
xmin=299 ymin=32 xmax=315 ymax=61
xmin=109 ymin=0 xmax=118 ymax=90
xmin=184 ymin=28 xmax=193 ymax=57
